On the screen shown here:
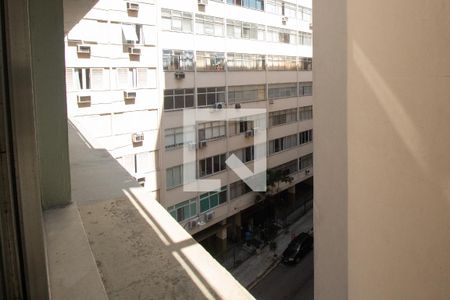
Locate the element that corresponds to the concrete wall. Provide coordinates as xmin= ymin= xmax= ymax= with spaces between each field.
xmin=314 ymin=0 xmax=450 ymax=299
xmin=29 ymin=0 xmax=71 ymax=208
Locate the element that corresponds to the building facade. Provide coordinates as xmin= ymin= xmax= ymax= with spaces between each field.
xmin=65 ymin=0 xmax=313 ymax=241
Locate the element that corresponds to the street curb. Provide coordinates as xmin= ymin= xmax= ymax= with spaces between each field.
xmin=246 ymin=258 xmax=281 ymax=290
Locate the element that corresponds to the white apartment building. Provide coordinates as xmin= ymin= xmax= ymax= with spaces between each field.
xmin=65 ymin=0 xmax=313 ymax=243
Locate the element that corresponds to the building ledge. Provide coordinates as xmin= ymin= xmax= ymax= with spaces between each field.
xmin=44 ymin=124 xmax=254 ymax=299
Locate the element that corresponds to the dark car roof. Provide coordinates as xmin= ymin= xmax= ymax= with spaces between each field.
xmin=283 ymin=233 xmax=312 ymax=257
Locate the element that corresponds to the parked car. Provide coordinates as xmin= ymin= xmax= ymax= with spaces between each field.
xmin=282 ymin=232 xmax=313 ymax=264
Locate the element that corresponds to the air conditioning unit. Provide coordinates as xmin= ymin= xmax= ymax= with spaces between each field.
xmin=245 ymin=129 xmax=254 ymax=137
xmin=282 ymin=16 xmax=288 ymax=25
xmin=309 ymin=23 xmax=313 ymax=30
xmin=77 ymin=45 xmax=91 ymax=54
xmin=235 ymin=103 xmax=241 ymax=109
xmin=198 ymin=140 xmax=207 ymax=149
xmin=128 ymin=47 xmax=141 ymax=56
xmin=205 ymin=211 xmax=214 ymax=222
xmin=127 ymin=2 xmax=139 ymax=11
xmin=188 ymin=218 xmax=199 ymax=229
xmin=198 ymin=0 xmax=208 ymax=6
xmin=124 ymin=91 xmax=137 ymax=101
xmin=188 ymin=142 xmax=197 ymax=150
xmin=175 ymin=71 xmax=185 ymax=79
xmin=132 ymin=132 xmax=144 ymax=143
xmin=77 ymin=95 xmax=91 ymax=105
xmin=215 ymin=102 xmax=224 ymax=109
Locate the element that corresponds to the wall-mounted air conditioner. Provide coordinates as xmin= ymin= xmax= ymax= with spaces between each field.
xmin=188 ymin=218 xmax=199 ymax=230
xmin=188 ymin=142 xmax=197 ymax=150
xmin=77 ymin=95 xmax=91 ymax=105
xmin=205 ymin=211 xmax=214 ymax=222
xmin=245 ymin=129 xmax=254 ymax=137
xmin=282 ymin=16 xmax=288 ymax=25
xmin=132 ymin=132 xmax=144 ymax=143
xmin=175 ymin=71 xmax=185 ymax=79
xmin=128 ymin=47 xmax=141 ymax=56
xmin=215 ymin=102 xmax=224 ymax=109
xmin=124 ymin=91 xmax=137 ymax=101
xmin=77 ymin=45 xmax=91 ymax=55
xmin=198 ymin=140 xmax=207 ymax=149
xmin=235 ymin=103 xmax=241 ymax=109
xmin=198 ymin=0 xmax=208 ymax=6
xmin=127 ymin=2 xmax=139 ymax=11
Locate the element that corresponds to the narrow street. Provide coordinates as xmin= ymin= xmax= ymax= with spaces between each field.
xmin=250 ymin=251 xmax=314 ymax=300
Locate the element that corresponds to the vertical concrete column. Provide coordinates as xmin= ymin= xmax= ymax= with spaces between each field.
xmin=29 ymin=0 xmax=71 ymax=208
xmin=315 ymin=0 xmax=450 ymax=299
xmin=287 ymin=186 xmax=295 ymax=202
xmin=216 ymin=226 xmax=228 ymax=252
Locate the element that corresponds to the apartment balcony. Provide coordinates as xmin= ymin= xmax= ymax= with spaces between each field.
xmin=44 ymin=125 xmax=253 ymax=299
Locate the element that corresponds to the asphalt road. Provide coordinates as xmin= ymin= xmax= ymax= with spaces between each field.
xmin=250 ymin=251 xmax=314 ymax=300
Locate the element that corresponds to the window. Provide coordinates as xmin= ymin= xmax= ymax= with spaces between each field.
xmin=269 ymin=134 xmax=298 ymax=154
xmin=165 ymin=126 xmax=195 ymax=149
xmin=163 ymin=49 xmax=194 ymax=71
xmin=270 ymin=159 xmax=298 ymax=176
xmin=299 ymin=6 xmax=312 ymax=22
xmin=166 ymin=163 xmax=196 ymax=189
xmin=226 ymin=0 xmax=264 ymax=11
xmin=269 ymin=108 xmax=297 ymax=127
xmin=265 ymin=0 xmax=282 ymax=15
xmin=75 ymin=68 xmax=91 ymax=90
xmin=299 ymin=82 xmax=313 ymax=96
xmin=117 ymin=151 xmax=158 ymax=175
xmin=231 ymin=146 xmax=254 ymax=163
xmin=283 ymin=2 xmax=297 ymax=17
xmin=299 ymin=57 xmax=312 ymax=71
xmin=198 ymin=121 xmax=226 ymax=141
xmin=69 ymin=68 xmax=106 ymax=91
xmin=266 ymin=55 xmax=297 ymax=71
xmin=121 ymin=23 xmax=143 ymax=44
xmin=168 ymin=198 xmax=197 ymax=222
xmin=268 ymin=83 xmax=298 ymax=99
xmin=199 ymin=186 xmax=227 ymax=212
xmin=298 ymin=106 xmax=313 ymax=121
xmin=227 ymin=19 xmax=265 ymax=41
xmin=228 ymin=85 xmax=266 ymax=104
xmin=161 ymin=9 xmax=193 ymax=33
xmin=230 ymin=180 xmax=252 ymax=199
xmin=299 ymin=31 xmax=312 ymax=46
xmin=115 ymin=68 xmax=156 ymax=89
xmin=197 ymin=87 xmax=225 ymax=107
xmin=227 ymin=53 xmax=265 ymax=71
xmin=267 ymin=27 xmax=296 ymax=44
xmin=228 ymin=119 xmax=254 ymax=136
xmin=164 ymin=89 xmax=195 ymax=110
xmin=299 ymin=129 xmax=313 ymax=145
xmin=299 ymin=153 xmax=313 ymax=170
xmin=196 ymin=52 xmax=225 ymax=71
xmin=199 ymin=154 xmax=226 ymax=177
xmin=195 ymin=14 xmax=224 ymax=36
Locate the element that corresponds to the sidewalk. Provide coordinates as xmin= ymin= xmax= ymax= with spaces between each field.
xmin=231 ymin=209 xmax=313 ymax=288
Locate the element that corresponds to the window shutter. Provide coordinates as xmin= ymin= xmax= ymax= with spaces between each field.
xmin=116 ymin=68 xmax=130 ymax=89
xmin=65 ymin=68 xmax=74 ymax=91
xmin=90 ymin=68 xmax=104 ymax=90
xmin=137 ymin=68 xmax=148 ymax=88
